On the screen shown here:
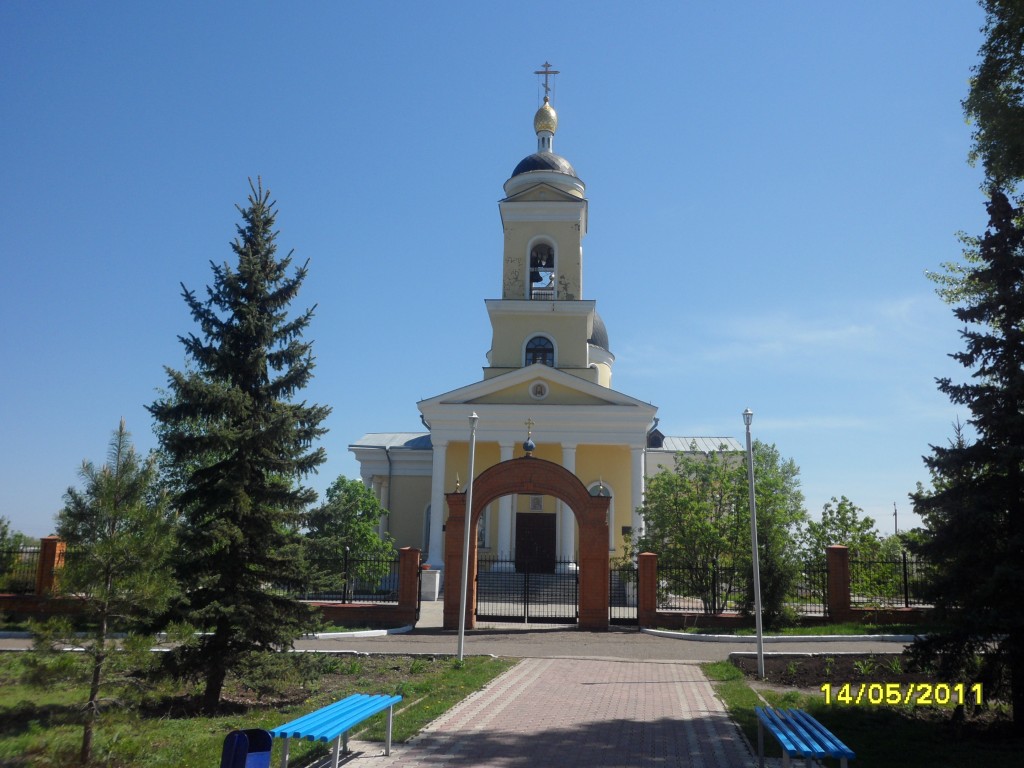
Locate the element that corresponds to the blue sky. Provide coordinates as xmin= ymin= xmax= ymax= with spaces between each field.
xmin=1 ymin=2 xmax=988 ymax=538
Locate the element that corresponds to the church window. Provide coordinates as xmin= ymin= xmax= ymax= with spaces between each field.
xmin=529 ymin=242 xmax=555 ymax=299
xmin=525 ymin=336 xmax=554 ymax=366
xmin=478 ymin=504 xmax=490 ymax=548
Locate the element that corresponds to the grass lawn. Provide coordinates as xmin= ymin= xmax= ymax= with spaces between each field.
xmin=0 ymin=652 xmax=515 ymax=767
xmin=703 ymin=661 xmax=1024 ymax=768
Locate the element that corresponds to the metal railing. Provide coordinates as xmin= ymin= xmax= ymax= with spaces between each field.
xmin=792 ymin=563 xmax=828 ymax=616
xmin=0 ymin=546 xmax=39 ymax=594
xmin=609 ymin=563 xmax=638 ymax=624
xmin=850 ymin=552 xmax=932 ymax=608
xmin=476 ymin=556 xmax=579 ymax=623
xmin=298 ymin=552 xmax=401 ymax=605
xmin=656 ymin=561 xmax=742 ymax=614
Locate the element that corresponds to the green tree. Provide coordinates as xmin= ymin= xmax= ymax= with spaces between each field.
xmin=964 ymin=0 xmax=1024 ymax=191
xmin=912 ymin=190 xmax=1024 ymax=730
xmin=801 ymin=496 xmax=883 ymax=565
xmin=634 ymin=440 xmax=806 ymax=625
xmin=304 ymin=476 xmax=396 ymax=597
xmin=743 ymin=442 xmax=807 ymax=628
xmin=33 ymin=421 xmax=178 ymax=764
xmin=930 ymin=2 xmax=1024 ymax=307
xmin=634 ymin=445 xmax=747 ymax=612
xmin=148 ymin=179 xmax=330 ymax=710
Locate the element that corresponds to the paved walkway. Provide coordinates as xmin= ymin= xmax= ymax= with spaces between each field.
xmin=345 ymin=657 xmax=755 ymax=767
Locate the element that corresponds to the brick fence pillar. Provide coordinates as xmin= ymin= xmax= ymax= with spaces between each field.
xmin=638 ymin=552 xmax=658 ymax=628
xmin=398 ymin=547 xmax=421 ymax=621
xmin=36 ymin=536 xmax=65 ymax=596
xmin=826 ymin=545 xmax=851 ymax=620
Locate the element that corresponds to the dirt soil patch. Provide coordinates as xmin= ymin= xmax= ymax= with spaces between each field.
xmin=731 ymin=652 xmax=931 ymax=689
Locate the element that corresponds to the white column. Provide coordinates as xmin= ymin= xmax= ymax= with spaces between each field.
xmin=497 ymin=441 xmax=514 ymax=562
xmin=631 ymin=447 xmax=645 ymax=539
xmin=560 ymin=444 xmax=577 ymax=566
xmin=427 ymin=440 xmax=448 ymax=570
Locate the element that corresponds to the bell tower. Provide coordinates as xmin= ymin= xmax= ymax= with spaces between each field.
xmin=484 ymin=65 xmax=614 ymax=386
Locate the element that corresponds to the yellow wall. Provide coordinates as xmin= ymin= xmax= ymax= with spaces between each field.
xmin=576 ymin=444 xmax=633 ymax=552
xmin=382 ymin=475 xmax=432 ymax=550
xmin=502 ymin=220 xmax=582 ymax=301
xmin=489 ymin=312 xmax=590 ymax=369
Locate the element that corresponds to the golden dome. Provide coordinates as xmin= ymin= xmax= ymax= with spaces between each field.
xmin=534 ymin=97 xmax=558 ymax=135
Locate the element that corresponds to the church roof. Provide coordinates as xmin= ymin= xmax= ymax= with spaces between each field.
xmin=651 ymin=436 xmax=744 ymax=453
xmin=349 ymin=432 xmax=431 ymax=451
xmin=511 ymin=151 xmax=577 ymax=178
xmin=588 ymin=312 xmax=610 ymax=352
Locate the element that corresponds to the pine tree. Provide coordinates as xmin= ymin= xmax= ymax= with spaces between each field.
xmin=149 ymin=179 xmax=329 ymax=709
xmin=912 ymin=190 xmax=1024 ymax=729
xmin=37 ymin=421 xmax=177 ymax=763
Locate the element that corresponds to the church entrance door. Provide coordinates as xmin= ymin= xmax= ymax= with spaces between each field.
xmin=514 ymin=512 xmax=556 ymax=573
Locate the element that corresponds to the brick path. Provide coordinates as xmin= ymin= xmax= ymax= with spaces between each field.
xmin=345 ymin=658 xmax=755 ymax=767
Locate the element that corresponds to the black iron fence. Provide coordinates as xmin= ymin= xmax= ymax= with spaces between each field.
xmin=850 ymin=552 xmax=932 ymax=608
xmin=654 ymin=560 xmax=829 ymax=616
xmin=476 ymin=555 xmax=578 ymax=623
xmin=609 ymin=562 xmax=638 ymax=624
xmin=297 ymin=552 xmax=401 ymax=605
xmin=656 ymin=561 xmax=743 ymax=614
xmin=0 ymin=546 xmax=39 ymax=594
xmin=792 ymin=563 xmax=828 ymax=616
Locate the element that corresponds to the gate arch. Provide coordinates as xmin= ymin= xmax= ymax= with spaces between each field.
xmin=443 ymin=456 xmax=610 ymax=630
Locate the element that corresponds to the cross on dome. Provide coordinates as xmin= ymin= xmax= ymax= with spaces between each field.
xmin=534 ymin=62 xmax=560 ymax=99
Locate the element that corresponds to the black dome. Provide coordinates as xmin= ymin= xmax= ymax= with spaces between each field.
xmin=588 ymin=313 xmax=610 ymax=352
xmin=512 ymin=152 xmax=577 ymax=178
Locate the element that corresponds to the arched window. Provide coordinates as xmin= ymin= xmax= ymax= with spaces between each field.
xmin=525 ymin=336 xmax=554 ymax=366
xmin=529 ymin=242 xmax=555 ymax=299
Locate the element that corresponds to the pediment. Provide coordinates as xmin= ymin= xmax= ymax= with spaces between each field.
xmin=419 ymin=364 xmax=654 ymax=411
xmin=501 ymin=182 xmax=581 ymax=204
xmin=467 ymin=377 xmax=612 ymax=406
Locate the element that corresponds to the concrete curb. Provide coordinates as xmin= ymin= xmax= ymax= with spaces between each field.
xmin=641 ymin=627 xmax=918 ymax=643
xmin=304 ymin=625 xmax=414 ymax=639
xmin=0 ymin=624 xmax=417 ymax=641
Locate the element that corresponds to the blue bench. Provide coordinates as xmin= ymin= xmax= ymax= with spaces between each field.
xmin=755 ymin=706 xmax=855 ymax=768
xmin=269 ymin=693 xmax=403 ymax=768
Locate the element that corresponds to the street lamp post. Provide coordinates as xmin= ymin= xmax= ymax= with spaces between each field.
xmin=743 ymin=408 xmax=765 ymax=679
xmin=457 ymin=412 xmax=479 ymax=661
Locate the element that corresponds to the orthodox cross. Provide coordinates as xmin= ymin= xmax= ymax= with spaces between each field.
xmin=524 ymin=417 xmax=535 ymax=439
xmin=534 ymin=62 xmax=559 ymax=98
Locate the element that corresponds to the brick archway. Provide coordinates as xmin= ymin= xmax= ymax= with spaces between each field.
xmin=443 ymin=456 xmax=610 ymax=631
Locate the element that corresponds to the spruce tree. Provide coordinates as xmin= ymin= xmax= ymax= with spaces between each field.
xmin=149 ymin=179 xmax=329 ymax=709
xmin=912 ymin=190 xmax=1024 ymax=729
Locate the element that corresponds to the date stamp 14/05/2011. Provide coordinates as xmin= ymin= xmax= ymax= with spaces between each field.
xmin=820 ymin=682 xmax=983 ymax=706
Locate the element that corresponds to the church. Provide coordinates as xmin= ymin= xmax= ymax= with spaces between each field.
xmin=350 ymin=67 xmax=741 ymax=576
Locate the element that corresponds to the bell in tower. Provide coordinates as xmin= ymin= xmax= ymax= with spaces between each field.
xmin=529 ymin=243 xmax=555 ymax=299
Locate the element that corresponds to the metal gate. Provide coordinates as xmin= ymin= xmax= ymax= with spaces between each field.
xmin=609 ymin=563 xmax=638 ymax=625
xmin=476 ymin=555 xmax=578 ymax=623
